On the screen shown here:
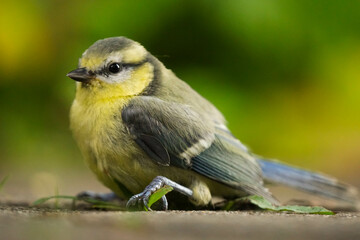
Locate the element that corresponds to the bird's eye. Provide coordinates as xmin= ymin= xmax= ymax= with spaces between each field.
xmin=108 ymin=63 xmax=122 ymax=74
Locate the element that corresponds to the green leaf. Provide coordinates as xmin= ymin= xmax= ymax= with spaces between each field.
xmin=145 ymin=185 xmax=173 ymax=211
xmin=247 ymin=195 xmax=334 ymax=215
xmin=32 ymin=195 xmax=78 ymax=206
xmin=246 ymin=195 xmax=274 ymax=209
xmin=0 ymin=175 xmax=9 ymax=193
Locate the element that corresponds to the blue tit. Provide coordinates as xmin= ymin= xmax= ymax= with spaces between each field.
xmin=67 ymin=37 xmax=359 ymax=210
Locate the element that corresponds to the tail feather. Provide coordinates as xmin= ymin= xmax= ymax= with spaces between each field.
xmin=257 ymin=158 xmax=359 ymax=204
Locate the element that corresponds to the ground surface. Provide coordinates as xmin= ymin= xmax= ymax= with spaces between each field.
xmin=0 ymin=204 xmax=359 ymax=240
xmin=1 ymin=174 xmax=359 ymax=239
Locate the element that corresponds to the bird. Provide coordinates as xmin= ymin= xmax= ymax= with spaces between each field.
xmin=67 ymin=36 xmax=358 ymax=210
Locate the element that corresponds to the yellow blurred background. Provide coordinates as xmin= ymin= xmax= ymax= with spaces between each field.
xmin=0 ymin=0 xmax=359 ymax=201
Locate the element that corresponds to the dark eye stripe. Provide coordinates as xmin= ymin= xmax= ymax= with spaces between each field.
xmin=96 ymin=58 xmax=149 ymax=77
xmin=122 ymin=58 xmax=148 ymax=68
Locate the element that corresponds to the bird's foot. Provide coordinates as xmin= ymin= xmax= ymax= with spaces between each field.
xmin=126 ymin=176 xmax=168 ymax=211
xmin=76 ymin=191 xmax=120 ymax=202
xmin=126 ymin=176 xmax=193 ymax=211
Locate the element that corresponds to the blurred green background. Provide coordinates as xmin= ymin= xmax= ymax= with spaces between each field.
xmin=0 ymin=0 xmax=359 ymax=201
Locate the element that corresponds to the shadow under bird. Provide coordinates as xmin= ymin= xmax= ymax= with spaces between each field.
xmin=67 ymin=37 xmax=359 ymax=210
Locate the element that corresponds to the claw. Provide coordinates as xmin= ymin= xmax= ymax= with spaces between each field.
xmin=77 ymin=191 xmax=97 ymax=199
xmin=126 ymin=191 xmax=168 ymax=211
xmin=126 ymin=176 xmax=193 ymax=211
xmin=126 ymin=177 xmax=165 ymax=210
xmin=126 ymin=190 xmax=155 ymax=211
xmin=161 ymin=195 xmax=168 ymax=210
xmin=126 ymin=194 xmax=141 ymax=208
xmin=76 ymin=191 xmax=119 ymax=202
xmin=143 ymin=198 xmax=151 ymax=211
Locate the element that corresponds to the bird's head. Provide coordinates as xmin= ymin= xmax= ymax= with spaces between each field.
xmin=67 ymin=37 xmax=158 ymax=102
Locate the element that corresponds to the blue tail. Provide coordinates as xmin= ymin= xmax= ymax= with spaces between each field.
xmin=257 ymin=158 xmax=359 ymax=204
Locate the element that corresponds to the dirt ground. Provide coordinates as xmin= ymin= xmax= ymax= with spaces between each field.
xmin=1 ymin=173 xmax=359 ymax=240
xmin=0 ymin=204 xmax=359 ymax=240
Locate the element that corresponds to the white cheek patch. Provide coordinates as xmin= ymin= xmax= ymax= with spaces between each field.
xmin=97 ymin=67 xmax=133 ymax=84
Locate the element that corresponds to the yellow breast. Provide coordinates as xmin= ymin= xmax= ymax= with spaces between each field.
xmin=69 ymin=62 xmax=158 ymax=197
xmin=70 ymin=95 xmax=124 ymax=171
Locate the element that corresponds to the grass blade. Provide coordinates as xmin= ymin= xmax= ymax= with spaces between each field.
xmin=0 ymin=175 xmax=9 ymax=193
xmin=32 ymin=195 xmax=78 ymax=206
xmin=32 ymin=194 xmax=126 ymax=210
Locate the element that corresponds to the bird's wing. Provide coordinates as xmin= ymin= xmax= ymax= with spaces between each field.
xmin=122 ymin=96 xmax=276 ymax=202
xmin=122 ymin=96 xmax=215 ymax=168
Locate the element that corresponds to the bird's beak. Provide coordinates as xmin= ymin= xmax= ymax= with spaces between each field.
xmin=66 ymin=68 xmax=95 ymax=83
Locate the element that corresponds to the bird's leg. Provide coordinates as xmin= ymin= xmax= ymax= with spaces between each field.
xmin=76 ymin=191 xmax=120 ymax=202
xmin=126 ymin=176 xmax=193 ymax=211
